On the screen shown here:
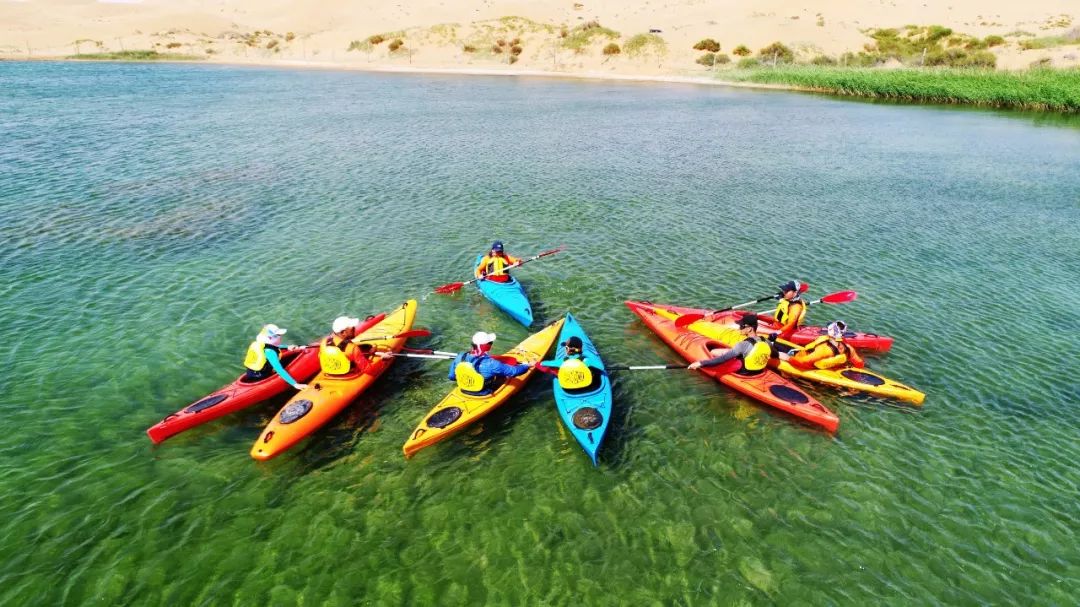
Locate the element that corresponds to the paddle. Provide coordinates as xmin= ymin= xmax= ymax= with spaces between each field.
xmin=806 ymin=290 xmax=857 ymax=306
xmin=674 ymin=282 xmax=810 ymax=328
xmin=403 ymin=347 xmax=458 ymax=357
xmin=605 ymin=364 xmax=687 ymax=371
xmin=433 ymin=246 xmax=565 ymax=294
xmin=393 ymin=352 xmax=456 ymax=360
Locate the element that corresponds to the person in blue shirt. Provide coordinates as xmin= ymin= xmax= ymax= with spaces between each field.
xmin=242 ymin=324 xmax=308 ymax=390
xmin=448 ymin=331 xmax=531 ymax=396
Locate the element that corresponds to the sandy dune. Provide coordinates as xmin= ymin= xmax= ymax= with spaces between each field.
xmin=1 ymin=1 xmax=1077 ymax=73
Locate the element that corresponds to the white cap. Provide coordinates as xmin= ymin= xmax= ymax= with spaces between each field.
xmin=264 ymin=324 xmax=287 ymax=336
xmin=471 ymin=331 xmax=497 ymax=345
xmin=332 ymin=316 xmax=360 ymax=333
xmin=827 ymin=321 xmax=847 ymax=339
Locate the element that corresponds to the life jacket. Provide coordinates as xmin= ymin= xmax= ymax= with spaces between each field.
xmin=740 ymin=337 xmax=772 ymax=373
xmin=774 ymin=298 xmax=806 ymax=328
xmin=795 ymin=336 xmax=850 ymax=370
xmin=479 ymin=254 xmax=517 ymax=280
xmin=319 ymin=336 xmax=358 ymax=375
xmin=453 ymin=353 xmax=490 ymax=393
xmin=243 ymin=342 xmax=280 ymax=372
xmin=557 ymin=355 xmax=593 ymax=390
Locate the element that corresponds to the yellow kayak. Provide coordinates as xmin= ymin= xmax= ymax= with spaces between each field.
xmin=403 ymin=317 xmax=564 ymax=458
xmin=670 ymin=311 xmax=925 ymax=405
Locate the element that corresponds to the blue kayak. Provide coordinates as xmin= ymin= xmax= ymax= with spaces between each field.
xmin=547 ymin=312 xmax=613 ymax=466
xmin=474 ymin=254 xmax=533 ymax=326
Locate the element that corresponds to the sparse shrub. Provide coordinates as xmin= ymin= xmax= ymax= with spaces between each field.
xmin=496 ymin=38 xmax=507 ymax=47
xmin=266 ymin=40 xmax=278 ymax=50
xmin=603 ymin=43 xmax=621 ymax=55
xmin=491 ymin=44 xmax=503 ymax=54
xmin=463 ymin=44 xmax=477 ymax=53
xmin=810 ymin=54 xmax=837 ymax=65
xmin=562 ymin=22 xmax=619 ymax=52
xmin=1029 ymin=57 xmax=1052 ymax=68
xmin=205 ymin=48 xmax=216 ymax=55
xmin=817 ymin=17 xmax=825 ymax=27
xmin=737 ymin=57 xmax=760 ymax=68
xmin=559 ymin=27 xmax=568 ymax=38
xmin=984 ymin=35 xmax=1005 ymax=47
xmin=510 ymin=37 xmax=521 ymax=46
xmin=733 ymin=44 xmax=751 ymax=56
xmin=509 ymin=55 xmax=519 ymax=64
xmin=166 ymin=42 xmax=181 ymax=49
xmin=624 ymin=33 xmax=666 ymax=57
xmin=285 ymin=32 xmax=295 ymax=42
xmin=693 ymin=38 xmax=720 ymax=52
xmin=925 ymin=25 xmax=953 ymax=42
xmin=696 ymin=52 xmax=715 ymax=66
xmin=715 ymin=53 xmax=730 ymax=64
xmin=510 ymin=45 xmax=523 ymax=56
xmin=758 ymin=41 xmax=794 ymax=63
xmin=388 ymin=38 xmax=403 ymax=52
xmin=368 ymin=34 xmax=386 ymax=45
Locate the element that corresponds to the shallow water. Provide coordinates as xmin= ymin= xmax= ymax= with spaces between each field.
xmin=1 ymin=61 xmax=1078 ymax=605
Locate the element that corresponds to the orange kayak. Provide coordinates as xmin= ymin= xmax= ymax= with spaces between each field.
xmin=251 ymin=300 xmax=418 ymax=460
xmin=625 ymin=301 xmax=839 ymax=433
xmin=403 ymin=317 xmax=564 ymax=458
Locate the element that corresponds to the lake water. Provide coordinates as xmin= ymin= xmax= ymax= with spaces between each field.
xmin=1 ymin=61 xmax=1078 ymax=605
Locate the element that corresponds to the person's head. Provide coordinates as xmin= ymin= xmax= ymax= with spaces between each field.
xmin=471 ymin=331 xmax=497 ymax=354
xmin=738 ymin=314 xmax=759 ymax=335
xmin=490 ymin=241 xmax=505 ymax=255
xmin=258 ymin=324 xmax=287 ymax=345
xmin=332 ymin=316 xmax=359 ymax=338
xmin=562 ymin=336 xmax=583 ymax=355
xmin=827 ymin=320 xmax=848 ymax=340
xmin=779 ymin=280 xmax=802 ymax=300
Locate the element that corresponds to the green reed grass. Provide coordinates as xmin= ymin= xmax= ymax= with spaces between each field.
xmin=719 ymin=66 xmax=1080 ymax=112
xmin=67 ymin=50 xmax=202 ymax=61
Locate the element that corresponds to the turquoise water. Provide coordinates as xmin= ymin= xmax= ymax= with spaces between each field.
xmin=2 ymin=61 xmax=1079 ymax=605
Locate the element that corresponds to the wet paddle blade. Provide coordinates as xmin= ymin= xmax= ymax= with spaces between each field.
xmin=434 ymin=282 xmax=465 ymax=294
xmin=819 ymin=290 xmax=858 ymax=304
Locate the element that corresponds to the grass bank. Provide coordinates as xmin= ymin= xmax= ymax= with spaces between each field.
xmin=718 ymin=66 xmax=1080 ymax=112
xmin=66 ymin=50 xmax=203 ymax=61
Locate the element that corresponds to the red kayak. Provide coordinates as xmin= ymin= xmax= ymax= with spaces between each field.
xmin=626 ymin=301 xmax=839 ymax=432
xmin=146 ymin=314 xmax=386 ymax=444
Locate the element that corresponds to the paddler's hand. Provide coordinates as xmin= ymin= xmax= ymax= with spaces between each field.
xmin=375 ymin=352 xmax=394 ymax=360
xmin=293 ymin=383 xmax=309 ymax=390
xmin=688 ymin=361 xmax=702 ymax=370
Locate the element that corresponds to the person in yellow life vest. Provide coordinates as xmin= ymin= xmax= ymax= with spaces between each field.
xmin=318 ymin=316 xmax=394 ymax=376
xmin=535 ymin=336 xmax=606 ymax=392
xmin=243 ymin=324 xmax=308 ymax=389
xmin=688 ymin=314 xmax=776 ymax=376
xmin=475 ymin=241 xmax=521 ymax=284
xmin=773 ymin=280 xmax=808 ymax=340
xmin=448 ymin=331 xmax=531 ymax=396
xmin=788 ymin=321 xmax=865 ymax=370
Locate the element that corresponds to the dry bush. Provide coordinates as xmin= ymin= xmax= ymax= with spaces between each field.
xmin=388 ymin=38 xmax=403 ymax=52
xmin=603 ymin=43 xmax=621 ymax=55
xmin=693 ymin=38 xmax=721 ymax=52
xmin=733 ymin=44 xmax=751 ymax=56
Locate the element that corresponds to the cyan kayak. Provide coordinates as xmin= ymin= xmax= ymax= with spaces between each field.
xmin=548 ymin=312 xmax=613 ymax=466
xmin=474 ymin=254 xmax=533 ymax=326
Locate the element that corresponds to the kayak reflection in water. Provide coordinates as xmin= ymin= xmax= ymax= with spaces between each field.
xmin=448 ymin=331 xmax=531 ymax=396
xmin=242 ymin=324 xmax=308 ymax=389
xmin=318 ymin=316 xmax=394 ymax=377
xmin=688 ymin=315 xmax=779 ymax=376
xmin=535 ymin=336 xmax=607 ymax=393
xmin=475 ymin=240 xmax=521 ymax=284
xmin=787 ymin=321 xmax=865 ymax=370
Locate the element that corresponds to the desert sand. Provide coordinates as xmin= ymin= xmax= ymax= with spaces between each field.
xmin=1 ymin=1 xmax=1077 ymax=78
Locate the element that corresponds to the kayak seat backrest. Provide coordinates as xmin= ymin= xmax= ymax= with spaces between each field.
xmin=562 ymin=367 xmax=605 ymax=395
xmin=461 ymin=375 xmax=508 ymax=397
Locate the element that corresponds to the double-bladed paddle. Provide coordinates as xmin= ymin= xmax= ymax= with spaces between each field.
xmin=605 ymin=364 xmax=687 ymax=371
xmin=674 ymin=288 xmax=857 ymax=329
xmin=674 ymin=282 xmax=809 ymax=328
xmin=433 ymin=246 xmax=565 ymax=295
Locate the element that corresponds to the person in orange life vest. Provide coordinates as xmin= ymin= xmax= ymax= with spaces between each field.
xmin=772 ymin=280 xmax=808 ymax=340
xmin=788 ymin=321 xmax=864 ymax=370
xmin=475 ymin=241 xmax=522 ymax=284
xmin=243 ymin=324 xmax=308 ymax=389
xmin=318 ymin=316 xmax=393 ymax=376
xmin=688 ymin=314 xmax=777 ymax=376
xmin=448 ymin=331 xmax=531 ymax=396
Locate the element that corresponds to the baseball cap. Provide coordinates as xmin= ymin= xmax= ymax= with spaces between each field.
xmin=471 ymin=331 xmax=497 ymax=345
xmin=332 ymin=316 xmax=359 ymax=333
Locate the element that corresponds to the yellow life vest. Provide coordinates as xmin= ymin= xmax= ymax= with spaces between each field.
xmin=795 ymin=337 xmax=848 ymax=370
xmin=481 ymin=255 xmax=510 ymax=277
xmin=243 ymin=341 xmax=267 ymax=371
xmin=455 ymin=358 xmax=486 ymax=392
xmin=558 ymin=358 xmax=593 ymax=390
xmin=774 ymin=299 xmax=806 ymax=327
xmin=319 ymin=337 xmax=354 ymax=375
xmin=742 ymin=337 xmax=773 ymax=372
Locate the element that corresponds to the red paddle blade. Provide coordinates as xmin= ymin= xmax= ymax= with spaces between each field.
xmin=434 ymin=282 xmax=465 ymax=294
xmin=820 ymin=290 xmax=857 ymax=304
xmin=799 ymin=282 xmax=810 ymax=293
xmin=394 ymin=329 xmax=432 ymax=339
xmin=674 ymin=313 xmax=706 ymax=328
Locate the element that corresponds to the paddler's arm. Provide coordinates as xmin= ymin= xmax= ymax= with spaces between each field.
xmin=688 ymin=341 xmax=750 ymax=370
xmin=535 ymin=360 xmax=560 ymax=375
xmin=482 ymin=357 xmax=531 ymax=377
xmin=846 ymin=345 xmax=865 ymax=368
xmin=474 ymin=256 xmax=490 ymax=279
xmin=266 ymin=348 xmax=307 ymax=390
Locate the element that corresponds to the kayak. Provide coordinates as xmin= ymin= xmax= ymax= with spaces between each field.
xmin=672 ymin=310 xmax=924 ymax=404
xmin=653 ymin=302 xmax=893 ymax=353
xmin=625 ymin=301 xmax=839 ymax=432
xmin=146 ymin=314 xmax=389 ymax=444
xmin=251 ymin=301 xmax=418 ymax=461
xmin=403 ymin=317 xmax=564 ymax=458
xmin=475 ymin=254 xmax=534 ymax=326
xmin=550 ymin=312 xmax=613 ymax=466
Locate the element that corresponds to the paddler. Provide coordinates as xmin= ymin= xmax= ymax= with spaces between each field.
xmin=475 ymin=241 xmax=521 ymax=284
xmin=448 ymin=331 xmax=531 ymax=396
xmin=772 ymin=280 xmax=808 ymax=340
xmin=318 ymin=316 xmax=394 ymax=376
xmin=688 ymin=314 xmax=776 ymax=376
xmin=536 ymin=336 xmax=606 ymax=392
xmin=787 ymin=321 xmax=864 ymax=370
xmin=243 ymin=324 xmax=308 ymax=389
